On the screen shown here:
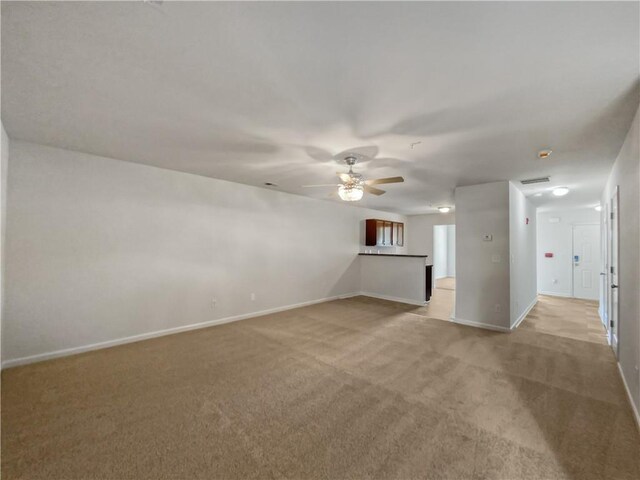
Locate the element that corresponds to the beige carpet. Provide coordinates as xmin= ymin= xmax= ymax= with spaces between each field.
xmin=2 ymin=295 xmax=639 ymax=479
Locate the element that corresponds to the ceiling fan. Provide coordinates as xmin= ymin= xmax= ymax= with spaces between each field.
xmin=303 ymin=153 xmax=404 ymax=201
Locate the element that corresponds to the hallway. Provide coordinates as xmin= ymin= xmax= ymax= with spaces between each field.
xmin=520 ymin=295 xmax=607 ymax=344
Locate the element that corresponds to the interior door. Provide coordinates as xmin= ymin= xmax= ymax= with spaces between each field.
xmin=600 ymin=207 xmax=608 ymax=328
xmin=608 ymin=187 xmax=620 ymax=354
xmin=572 ymin=224 xmax=600 ymax=300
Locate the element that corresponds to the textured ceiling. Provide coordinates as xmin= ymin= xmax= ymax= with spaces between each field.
xmin=2 ymin=1 xmax=638 ymax=214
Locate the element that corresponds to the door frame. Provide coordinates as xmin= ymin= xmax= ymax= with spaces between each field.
xmin=600 ymin=204 xmax=608 ymax=329
xmin=607 ymin=186 xmax=620 ymax=357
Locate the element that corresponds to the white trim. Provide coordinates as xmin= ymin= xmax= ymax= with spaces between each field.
xmin=538 ymin=290 xmax=572 ymax=298
xmin=450 ymin=317 xmax=510 ymax=333
xmin=1 ymin=293 xmax=360 ymax=369
xmin=617 ymin=362 xmax=640 ymax=431
xmin=358 ymin=292 xmax=427 ymax=307
xmin=510 ymin=297 xmax=537 ymax=331
xmin=599 ymin=307 xmax=606 ymax=326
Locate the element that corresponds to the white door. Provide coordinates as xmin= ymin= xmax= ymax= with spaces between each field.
xmin=600 ymin=207 xmax=608 ymax=328
xmin=608 ymin=188 xmax=620 ymax=354
xmin=572 ymin=224 xmax=600 ymax=300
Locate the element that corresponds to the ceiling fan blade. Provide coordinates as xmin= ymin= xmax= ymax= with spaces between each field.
xmin=364 ymin=185 xmax=386 ymax=196
xmin=337 ymin=173 xmax=352 ymax=182
xmin=366 ymin=176 xmax=405 ymax=185
xmin=302 ymin=184 xmax=341 ymax=188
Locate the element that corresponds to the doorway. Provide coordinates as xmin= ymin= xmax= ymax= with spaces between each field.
xmin=433 ymin=225 xmax=455 ymax=291
xmin=572 ymin=224 xmax=600 ymax=300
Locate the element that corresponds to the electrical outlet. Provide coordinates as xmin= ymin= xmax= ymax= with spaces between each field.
xmin=250 ymin=293 xmax=256 ymax=301
xmin=494 ymin=304 xmax=501 ymax=313
xmin=552 ymin=278 xmax=558 ymax=284
xmin=212 ymin=299 xmax=217 ymax=308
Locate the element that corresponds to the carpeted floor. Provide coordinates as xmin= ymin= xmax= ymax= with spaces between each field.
xmin=2 ymin=295 xmax=639 ymax=479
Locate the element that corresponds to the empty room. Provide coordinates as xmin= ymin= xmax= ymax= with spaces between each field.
xmin=1 ymin=1 xmax=640 ymax=479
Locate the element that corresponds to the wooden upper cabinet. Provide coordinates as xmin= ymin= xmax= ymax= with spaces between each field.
xmin=365 ymin=219 xmax=404 ymax=246
xmin=394 ymin=222 xmax=404 ymax=246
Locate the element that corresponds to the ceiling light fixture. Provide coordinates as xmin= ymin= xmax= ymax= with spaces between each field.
xmin=534 ymin=193 xmax=543 ymax=197
xmin=552 ymin=187 xmax=570 ymax=197
xmin=594 ymin=205 xmax=602 ymax=212
xmin=338 ymin=184 xmax=364 ymax=202
xmin=438 ymin=206 xmax=451 ymax=213
xmin=538 ymin=150 xmax=553 ymax=159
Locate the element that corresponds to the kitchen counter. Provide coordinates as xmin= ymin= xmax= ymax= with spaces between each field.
xmin=359 ymin=254 xmax=433 ymax=305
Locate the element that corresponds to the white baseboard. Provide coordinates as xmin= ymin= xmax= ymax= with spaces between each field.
xmin=1 ymin=293 xmax=360 ymax=369
xmin=357 ymin=292 xmax=427 ymax=307
xmin=538 ymin=291 xmax=572 ymax=298
xmin=450 ymin=317 xmax=510 ymax=333
xmin=617 ymin=363 xmax=640 ymax=431
xmin=510 ymin=297 xmax=538 ymax=331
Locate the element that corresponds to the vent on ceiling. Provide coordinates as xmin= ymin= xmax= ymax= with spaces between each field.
xmin=520 ymin=176 xmax=550 ymax=185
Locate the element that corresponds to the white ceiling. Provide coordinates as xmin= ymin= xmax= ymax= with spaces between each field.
xmin=2 ymin=1 xmax=638 ymax=214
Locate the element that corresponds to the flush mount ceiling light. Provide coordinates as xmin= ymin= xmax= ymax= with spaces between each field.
xmin=438 ymin=206 xmax=451 ymax=213
xmin=537 ymin=150 xmax=553 ymax=159
xmin=594 ymin=205 xmax=602 ymax=212
xmin=534 ymin=193 xmax=543 ymax=197
xmin=552 ymin=187 xmax=570 ymax=197
xmin=338 ymin=184 xmax=364 ymax=202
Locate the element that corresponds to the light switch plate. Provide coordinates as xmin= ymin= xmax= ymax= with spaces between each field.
xmin=483 ymin=234 xmax=493 ymax=241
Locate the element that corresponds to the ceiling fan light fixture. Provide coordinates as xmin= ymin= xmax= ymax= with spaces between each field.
xmin=438 ymin=206 xmax=451 ymax=213
xmin=338 ymin=184 xmax=364 ymax=202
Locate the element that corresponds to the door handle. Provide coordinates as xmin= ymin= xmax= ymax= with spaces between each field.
xmin=611 ymin=284 xmax=619 ymax=289
xmin=600 ymin=273 xmax=606 ymax=276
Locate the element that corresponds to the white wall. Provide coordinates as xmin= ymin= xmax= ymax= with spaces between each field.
xmin=406 ymin=212 xmax=455 ymax=258
xmin=433 ymin=224 xmax=456 ymax=279
xmin=601 ymin=106 xmax=640 ymax=421
xmin=446 ymin=224 xmax=456 ymax=277
xmin=3 ymin=141 xmax=407 ymax=366
xmin=1 ymin=123 xmax=9 ymax=365
xmin=433 ymin=225 xmax=449 ymax=279
xmin=536 ymin=208 xmax=600 ymax=298
xmin=455 ymin=181 xmax=511 ymax=330
xmin=509 ymin=183 xmax=537 ymax=328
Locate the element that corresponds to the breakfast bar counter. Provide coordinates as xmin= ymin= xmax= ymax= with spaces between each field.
xmin=358 ymin=253 xmax=433 ymax=305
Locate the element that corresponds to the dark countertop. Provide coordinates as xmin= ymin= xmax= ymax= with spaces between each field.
xmin=358 ymin=253 xmax=429 ymax=258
